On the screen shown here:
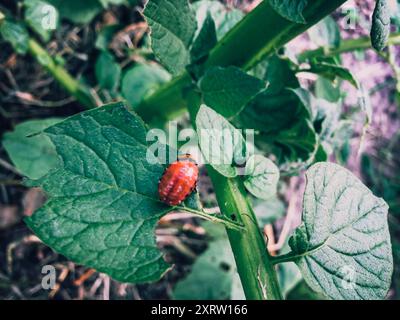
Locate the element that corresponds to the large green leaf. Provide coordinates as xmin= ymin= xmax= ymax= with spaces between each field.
xmin=0 ymin=20 xmax=29 ymax=54
xmin=25 ymin=103 xmax=173 ymax=283
xmin=199 ymin=66 xmax=266 ymax=118
xmin=237 ymin=88 xmax=317 ymax=163
xmin=3 ymin=118 xmax=62 ymax=180
xmin=121 ymin=63 xmax=171 ymax=108
xmin=269 ymin=0 xmax=308 ymax=24
xmin=143 ymin=0 xmax=196 ymax=75
xmin=196 ymin=105 xmax=246 ymax=178
xmin=289 ymin=162 xmax=393 ymax=300
xmin=371 ymin=0 xmax=390 ymax=51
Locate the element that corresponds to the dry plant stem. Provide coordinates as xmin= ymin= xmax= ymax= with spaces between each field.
xmin=268 ymin=177 xmax=300 ymax=252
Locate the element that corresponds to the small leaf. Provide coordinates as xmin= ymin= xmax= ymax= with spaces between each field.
xmin=269 ymin=0 xmax=308 ymax=24
xmin=371 ymin=0 xmax=391 ymax=51
xmin=143 ymin=0 xmax=196 ymax=75
xmin=290 ymin=162 xmax=393 ymax=300
xmin=95 ymin=51 xmax=121 ymax=92
xmin=121 ymin=63 xmax=171 ymax=108
xmin=199 ymin=66 xmax=266 ymax=118
xmin=244 ymin=155 xmax=279 ymax=200
xmin=315 ymin=77 xmax=341 ymax=102
xmin=2 ymin=118 xmax=63 ymax=179
xmin=307 ymin=62 xmax=359 ymax=89
xmin=0 ymin=20 xmax=29 ymax=54
xmin=24 ymin=0 xmax=59 ymax=41
xmin=47 ymin=0 xmax=102 ymax=24
xmin=196 ymin=105 xmax=246 ymax=178
xmin=25 ymin=102 xmax=173 ymax=283
xmin=190 ymin=11 xmax=217 ymax=62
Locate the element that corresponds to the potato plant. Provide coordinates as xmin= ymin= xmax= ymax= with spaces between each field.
xmin=0 ymin=0 xmax=398 ymax=300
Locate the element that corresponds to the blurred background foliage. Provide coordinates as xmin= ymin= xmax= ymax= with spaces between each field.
xmin=0 ymin=0 xmax=399 ymax=299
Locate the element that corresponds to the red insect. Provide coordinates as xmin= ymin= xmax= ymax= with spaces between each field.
xmin=158 ymin=154 xmax=199 ymax=206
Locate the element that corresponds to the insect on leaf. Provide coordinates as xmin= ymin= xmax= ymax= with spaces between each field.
xmin=25 ymin=102 xmax=173 ymax=283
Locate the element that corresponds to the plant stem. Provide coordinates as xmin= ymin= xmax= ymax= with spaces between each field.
xmin=27 ymin=39 xmax=98 ymax=109
xmin=186 ymin=95 xmax=282 ymax=300
xmin=136 ymin=0 xmax=348 ymax=124
xmin=298 ymin=32 xmax=400 ymax=62
xmin=208 ymin=169 xmax=283 ymax=300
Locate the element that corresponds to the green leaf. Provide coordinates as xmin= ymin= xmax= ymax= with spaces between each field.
xmin=315 ymin=77 xmax=341 ymax=103
xmin=244 ymin=155 xmax=279 ymax=200
xmin=143 ymin=0 xmax=196 ymax=75
xmin=0 ymin=20 xmax=29 ymax=54
xmin=308 ymin=16 xmax=340 ymax=48
xmin=2 ymin=118 xmax=62 ymax=179
xmin=269 ymin=0 xmax=308 ymax=24
xmin=192 ymin=0 xmax=243 ymax=40
xmin=307 ymin=62 xmax=359 ymax=89
xmin=47 ymin=0 xmax=102 ymax=24
xmin=371 ymin=0 xmax=391 ymax=51
xmin=24 ymin=0 xmax=59 ymax=42
xmin=190 ymin=11 xmax=217 ymax=62
xmin=263 ymin=55 xmax=299 ymax=93
xmin=172 ymin=222 xmax=242 ymax=300
xmin=95 ymin=51 xmax=121 ymax=92
xmin=237 ymin=88 xmax=318 ymax=163
xmin=121 ymin=63 xmax=171 ymax=108
xmin=290 ymin=162 xmax=393 ymax=300
xmin=199 ymin=66 xmax=266 ymax=118
xmin=196 ymin=105 xmax=246 ymax=178
xmin=25 ymin=102 xmax=173 ymax=283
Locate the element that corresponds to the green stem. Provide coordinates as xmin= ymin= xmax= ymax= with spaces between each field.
xmin=136 ymin=0 xmax=348 ymax=124
xmin=208 ymin=168 xmax=283 ymax=300
xmin=187 ymin=95 xmax=282 ymax=300
xmin=298 ymin=32 xmax=400 ymax=62
xmin=27 ymin=39 xmax=98 ymax=109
